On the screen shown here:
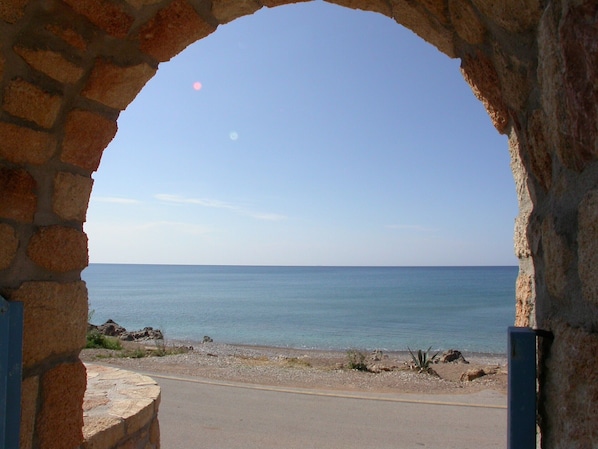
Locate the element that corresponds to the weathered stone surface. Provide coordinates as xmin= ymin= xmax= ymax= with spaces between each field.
xmin=149 ymin=417 xmax=160 ymax=444
xmin=83 ymin=365 xmax=161 ymax=449
xmin=15 ymin=47 xmax=85 ymax=84
xmin=542 ymin=321 xmax=598 ymax=448
xmin=62 ymin=0 xmax=134 ymax=38
xmin=125 ymin=0 xmax=163 ymax=9
xmin=439 ymin=349 xmax=469 ymax=364
xmin=325 ymin=0 xmax=392 ymax=17
xmin=508 ymin=133 xmax=533 ymax=259
xmin=139 ymin=0 xmax=217 ymax=62
xmin=13 ymin=281 xmax=88 ymax=368
xmin=212 ymin=0 xmax=262 ymax=24
xmin=460 ymin=368 xmax=486 ymax=381
xmin=53 ymin=171 xmax=94 ymax=222
xmin=0 ymin=223 xmax=18 ymax=270
xmin=261 ymin=0 xmax=310 ymax=7
xmin=82 ymin=59 xmax=156 ymax=111
xmin=27 ymin=226 xmax=88 ymax=272
xmin=460 ymin=51 xmax=509 ymax=133
xmin=419 ymin=0 xmax=449 ymax=24
xmin=559 ymin=1 xmax=598 ymax=167
xmin=20 ymin=375 xmax=39 ymax=449
xmin=2 ymin=79 xmax=62 ymax=129
xmin=391 ymin=0 xmax=455 ymax=57
xmin=0 ymin=0 xmax=27 ymax=23
xmin=578 ymin=190 xmax=598 ymax=304
xmin=45 ymin=24 xmax=87 ymax=50
xmin=38 ymin=362 xmax=86 ymax=449
xmin=83 ymin=415 xmax=126 ymax=449
xmin=0 ymin=166 xmax=36 ymax=222
xmin=471 ymin=0 xmax=542 ymax=33
xmin=0 ymin=122 xmax=57 ymax=164
xmin=542 ymin=215 xmax=572 ymax=300
xmin=448 ymin=0 xmax=485 ymax=44
xmin=492 ymin=47 xmax=531 ymax=112
xmin=526 ymin=109 xmax=552 ymax=191
xmin=61 ymin=110 xmax=117 ymax=172
xmin=515 ymin=273 xmax=533 ymax=327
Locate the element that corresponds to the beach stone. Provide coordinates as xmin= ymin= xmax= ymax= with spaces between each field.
xmin=440 ymin=349 xmax=469 ymax=364
xmin=460 ymin=368 xmax=486 ymax=382
xmin=90 ymin=320 xmax=164 ymax=341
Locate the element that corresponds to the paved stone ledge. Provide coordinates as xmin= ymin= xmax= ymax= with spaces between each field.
xmin=83 ymin=364 xmax=161 ymax=449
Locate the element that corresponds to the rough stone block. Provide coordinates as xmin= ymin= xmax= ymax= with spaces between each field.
xmin=53 ymin=172 xmax=94 ymax=222
xmin=61 ymin=109 xmax=117 ymax=172
xmin=542 ymin=215 xmax=572 ymax=300
xmin=391 ymin=0 xmax=455 ymax=58
xmin=0 ymin=223 xmax=18 ymax=270
xmin=27 ymin=226 xmax=88 ymax=272
xmin=139 ymin=0 xmax=217 ymax=62
xmin=62 ymin=0 xmax=134 ymax=38
xmin=149 ymin=418 xmax=159 ymax=445
xmin=2 ymin=79 xmax=62 ymax=129
xmin=0 ymin=122 xmax=57 ymax=164
xmin=45 ymin=24 xmax=88 ymax=51
xmin=0 ymin=166 xmax=37 ymax=222
xmin=20 ymin=375 xmax=39 ymax=449
xmin=515 ymin=273 xmax=533 ymax=327
xmin=0 ymin=0 xmax=27 ymax=23
xmin=324 ymin=0 xmax=392 ymax=17
xmin=82 ymin=59 xmax=156 ymax=111
xmin=38 ymin=362 xmax=86 ymax=449
xmin=460 ymin=51 xmax=509 ymax=133
xmin=125 ymin=0 xmax=163 ymax=9
xmin=14 ymin=46 xmax=85 ymax=84
xmin=111 ymin=398 xmax=155 ymax=436
xmin=419 ymin=0 xmax=449 ymax=24
xmin=559 ymin=2 xmax=598 ymax=166
xmin=471 ymin=0 xmax=542 ymax=33
xmin=211 ymin=0 xmax=262 ymax=24
xmin=542 ymin=321 xmax=598 ymax=448
xmin=12 ymin=281 xmax=88 ymax=368
xmin=578 ymin=190 xmax=598 ymax=304
xmin=448 ymin=0 xmax=485 ymax=44
xmin=83 ymin=415 xmax=126 ymax=449
xmin=526 ymin=109 xmax=552 ymax=191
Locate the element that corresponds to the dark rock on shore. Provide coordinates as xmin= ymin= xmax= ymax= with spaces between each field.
xmin=439 ymin=349 xmax=469 ymax=364
xmin=88 ymin=319 xmax=164 ymax=341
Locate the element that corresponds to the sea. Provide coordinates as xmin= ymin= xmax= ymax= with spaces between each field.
xmin=82 ymin=264 xmax=517 ymax=355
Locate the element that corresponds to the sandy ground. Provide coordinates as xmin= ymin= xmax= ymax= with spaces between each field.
xmin=80 ymin=340 xmax=508 ymax=396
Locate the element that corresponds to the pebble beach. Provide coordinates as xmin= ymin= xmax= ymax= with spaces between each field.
xmin=81 ymin=340 xmax=508 ymax=396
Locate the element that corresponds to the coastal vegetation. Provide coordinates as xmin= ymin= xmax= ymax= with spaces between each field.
xmin=408 ymin=346 xmax=440 ymax=374
xmin=345 ymin=349 xmax=369 ymax=371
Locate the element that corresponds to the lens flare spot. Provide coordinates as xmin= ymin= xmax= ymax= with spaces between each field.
xmin=229 ymin=131 xmax=238 ymax=141
xmin=193 ymin=81 xmax=202 ymax=91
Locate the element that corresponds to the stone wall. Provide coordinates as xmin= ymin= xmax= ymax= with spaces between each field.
xmin=83 ymin=365 xmax=160 ymax=449
xmin=0 ymin=0 xmax=596 ymax=447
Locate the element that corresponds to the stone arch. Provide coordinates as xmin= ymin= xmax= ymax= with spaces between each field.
xmin=0 ymin=1 xmax=596 ymax=447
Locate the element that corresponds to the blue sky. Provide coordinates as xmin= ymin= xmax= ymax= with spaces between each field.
xmin=85 ymin=1 xmax=518 ymax=266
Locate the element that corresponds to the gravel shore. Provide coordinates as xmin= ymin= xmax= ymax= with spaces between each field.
xmin=81 ymin=340 xmax=508 ymax=396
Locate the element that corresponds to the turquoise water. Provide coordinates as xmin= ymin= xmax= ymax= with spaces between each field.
xmin=83 ymin=265 xmax=517 ymax=354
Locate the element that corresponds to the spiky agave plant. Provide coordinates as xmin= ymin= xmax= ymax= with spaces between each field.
xmin=407 ymin=346 xmax=440 ymax=374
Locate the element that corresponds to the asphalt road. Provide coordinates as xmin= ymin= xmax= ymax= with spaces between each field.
xmin=153 ymin=374 xmax=507 ymax=449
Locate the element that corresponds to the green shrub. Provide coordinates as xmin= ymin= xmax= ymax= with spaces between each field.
xmin=85 ymin=331 xmax=122 ymax=350
xmin=346 ymin=349 xmax=368 ymax=371
xmin=407 ymin=346 xmax=439 ymax=374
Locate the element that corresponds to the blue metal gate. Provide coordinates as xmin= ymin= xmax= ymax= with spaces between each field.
xmin=0 ymin=296 xmax=23 ymax=449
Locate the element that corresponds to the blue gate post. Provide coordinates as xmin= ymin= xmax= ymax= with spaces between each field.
xmin=508 ymin=326 xmax=537 ymax=449
xmin=0 ymin=296 xmax=24 ymax=449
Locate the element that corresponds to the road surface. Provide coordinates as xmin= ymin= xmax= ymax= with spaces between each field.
xmin=152 ymin=374 xmax=506 ymax=449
